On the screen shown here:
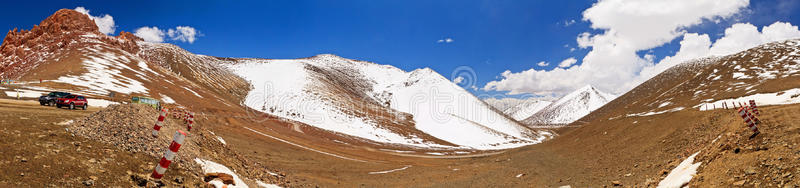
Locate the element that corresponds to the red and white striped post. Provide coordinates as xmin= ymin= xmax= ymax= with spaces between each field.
xmin=749 ymin=100 xmax=759 ymax=116
xmin=152 ymin=109 xmax=168 ymax=137
xmin=737 ymin=107 xmax=760 ymax=136
xmin=186 ymin=112 xmax=195 ymax=131
xmin=151 ymin=130 xmax=187 ymax=179
xmin=746 ymin=106 xmax=760 ymax=125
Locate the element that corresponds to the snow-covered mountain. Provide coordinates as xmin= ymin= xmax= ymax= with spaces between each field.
xmin=522 ymin=85 xmax=616 ymax=126
xmin=225 ymin=55 xmax=553 ymax=150
xmin=484 ymin=98 xmax=552 ymax=121
xmin=484 ymin=98 xmax=526 ymax=112
xmin=504 ymin=99 xmax=552 ymax=121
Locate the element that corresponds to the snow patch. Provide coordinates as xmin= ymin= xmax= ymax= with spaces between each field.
xmin=626 ymin=107 xmax=685 ymax=117
xmin=87 ymin=98 xmax=119 ymax=107
xmin=216 ymin=136 xmax=227 ymax=145
xmin=732 ymin=72 xmax=751 ymax=79
xmin=57 ymin=120 xmax=74 ymax=125
xmin=160 ymin=94 xmax=176 ymax=104
xmin=657 ymin=102 xmax=672 ymax=108
xmin=256 ymin=181 xmax=281 ymax=188
xmin=696 ymin=88 xmax=800 ymax=111
xmin=194 ymin=158 xmax=248 ymax=188
xmin=657 ymin=152 xmax=701 ymax=188
xmin=53 ymin=47 xmax=149 ymax=95
xmin=4 ymin=89 xmax=46 ymax=98
xmin=183 ymin=86 xmax=203 ymax=98
xmin=368 ymin=165 xmax=411 ymax=174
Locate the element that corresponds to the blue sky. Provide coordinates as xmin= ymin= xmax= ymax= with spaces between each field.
xmin=2 ymin=1 xmax=799 ymax=99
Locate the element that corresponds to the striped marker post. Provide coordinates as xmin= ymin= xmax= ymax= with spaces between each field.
xmin=152 ymin=109 xmax=168 ymax=137
xmin=151 ymin=130 xmax=187 ymax=179
xmin=737 ymin=107 xmax=760 ymax=137
xmin=749 ymin=100 xmax=759 ymax=116
xmin=746 ymin=106 xmax=760 ymax=125
xmin=186 ymin=112 xmax=194 ymax=131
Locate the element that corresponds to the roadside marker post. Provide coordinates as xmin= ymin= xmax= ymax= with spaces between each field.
xmin=737 ymin=107 xmax=760 ymax=138
xmin=746 ymin=106 xmax=760 ymax=125
xmin=186 ymin=112 xmax=194 ymax=131
xmin=152 ymin=109 xmax=168 ymax=137
xmin=151 ymin=130 xmax=187 ymax=179
xmin=749 ymin=100 xmax=759 ymax=116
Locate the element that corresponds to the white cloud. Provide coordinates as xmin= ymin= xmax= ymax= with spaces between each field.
xmin=74 ymin=7 xmax=116 ymax=35
xmin=134 ymin=26 xmax=201 ymax=43
xmin=558 ymin=57 xmax=578 ymax=68
xmin=710 ymin=22 xmax=800 ymax=55
xmin=437 ymin=38 xmax=454 ymax=43
xmin=168 ymin=26 xmax=198 ymax=43
xmin=453 ymin=76 xmax=464 ymax=84
xmin=484 ymin=0 xmax=749 ymax=96
xmin=641 ymin=21 xmax=800 ymax=81
xmin=134 ymin=27 xmax=165 ymax=43
xmin=537 ymin=61 xmax=549 ymax=67
xmin=563 ymin=19 xmax=577 ymax=26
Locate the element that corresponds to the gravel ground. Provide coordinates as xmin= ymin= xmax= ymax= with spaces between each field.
xmin=67 ymin=103 xmax=287 ymax=187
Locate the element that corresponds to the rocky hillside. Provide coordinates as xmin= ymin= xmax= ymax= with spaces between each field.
xmin=583 ymin=39 xmax=800 ymax=124
xmin=0 ymin=9 xmax=138 ymax=79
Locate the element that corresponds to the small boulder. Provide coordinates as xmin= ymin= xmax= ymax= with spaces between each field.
xmin=745 ymin=167 xmax=757 ymax=175
xmin=204 ymin=173 xmax=236 ymax=185
xmin=82 ymin=179 xmax=94 ymax=186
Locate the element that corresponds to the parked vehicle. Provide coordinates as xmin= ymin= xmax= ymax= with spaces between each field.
xmin=39 ymin=92 xmax=71 ymax=106
xmin=56 ymin=94 xmax=88 ymax=110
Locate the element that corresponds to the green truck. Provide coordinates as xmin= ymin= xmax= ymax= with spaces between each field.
xmin=131 ymin=96 xmax=161 ymax=110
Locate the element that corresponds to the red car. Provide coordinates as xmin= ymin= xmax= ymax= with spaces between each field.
xmin=56 ymin=94 xmax=88 ymax=110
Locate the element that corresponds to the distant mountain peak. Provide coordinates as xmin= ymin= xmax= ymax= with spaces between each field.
xmin=522 ymin=85 xmax=616 ymax=126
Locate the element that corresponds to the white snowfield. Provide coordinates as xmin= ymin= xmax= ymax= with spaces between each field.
xmin=194 ymin=158 xmax=249 ymax=188
xmin=226 ymin=54 xmax=550 ymax=150
xmin=695 ymin=88 xmax=800 ymax=111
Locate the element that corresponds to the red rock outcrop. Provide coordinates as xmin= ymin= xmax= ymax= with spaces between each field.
xmin=117 ymin=31 xmax=142 ymax=42
xmin=0 ymin=9 xmax=148 ymax=79
xmin=0 ymin=9 xmax=102 ymax=79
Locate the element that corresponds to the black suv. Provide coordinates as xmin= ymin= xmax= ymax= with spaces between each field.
xmin=39 ymin=92 xmax=71 ymax=106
